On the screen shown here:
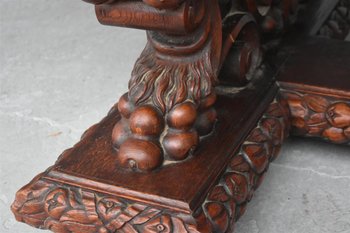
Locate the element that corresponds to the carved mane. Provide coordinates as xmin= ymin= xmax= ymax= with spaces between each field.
xmin=128 ymin=42 xmax=216 ymax=113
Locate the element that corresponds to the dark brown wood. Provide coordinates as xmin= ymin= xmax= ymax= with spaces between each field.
xmin=281 ymin=90 xmax=350 ymax=144
xmin=11 ymin=0 xmax=350 ymax=232
xmin=11 ymin=79 xmax=289 ymax=232
xmin=277 ymin=37 xmax=350 ymax=144
xmin=302 ymin=0 xmax=350 ymax=40
xmin=111 ymin=17 xmax=220 ymax=170
xmin=39 ymin=74 xmax=280 ymax=215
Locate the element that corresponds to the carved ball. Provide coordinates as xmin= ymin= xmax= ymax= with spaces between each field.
xmin=130 ymin=105 xmax=164 ymax=136
xmin=118 ymin=93 xmax=134 ymax=118
xmin=111 ymin=120 xmax=130 ymax=149
xmin=195 ymin=108 xmax=217 ymax=136
xmin=199 ymin=92 xmax=217 ymax=110
xmin=117 ymin=138 xmax=163 ymax=171
xmin=167 ymin=102 xmax=197 ymax=130
xmin=163 ymin=130 xmax=199 ymax=160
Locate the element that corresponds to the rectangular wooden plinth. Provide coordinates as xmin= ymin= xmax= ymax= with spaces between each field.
xmin=11 ymin=37 xmax=350 ymax=232
xmin=11 ymin=74 xmax=291 ymax=232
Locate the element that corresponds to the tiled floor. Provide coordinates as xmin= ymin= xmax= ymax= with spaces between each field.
xmin=1 ymin=1 xmax=349 ymax=232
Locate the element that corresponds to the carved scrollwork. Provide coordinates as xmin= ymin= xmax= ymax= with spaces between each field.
xmin=281 ymin=90 xmax=350 ymax=144
xmin=11 ymin=176 xmax=199 ymax=233
xmin=195 ymin=94 xmax=290 ymax=232
xmin=219 ymin=0 xmax=302 ymax=86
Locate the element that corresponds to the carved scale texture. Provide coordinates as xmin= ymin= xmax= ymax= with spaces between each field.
xmin=317 ymin=0 xmax=350 ymax=40
xmin=281 ymin=89 xmax=350 ymax=144
xmin=194 ymin=93 xmax=291 ymax=233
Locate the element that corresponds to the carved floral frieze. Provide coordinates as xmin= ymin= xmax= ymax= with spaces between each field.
xmin=11 ymin=95 xmax=290 ymax=233
xmin=281 ymin=90 xmax=350 ymax=144
xmin=11 ymin=176 xmax=199 ymax=233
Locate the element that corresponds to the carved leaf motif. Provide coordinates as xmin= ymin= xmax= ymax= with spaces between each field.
xmin=326 ymin=102 xmax=350 ymax=128
xmin=18 ymin=198 xmax=46 ymax=215
xmin=322 ymin=127 xmax=348 ymax=144
xmin=282 ymin=90 xmax=350 ymax=144
xmin=247 ymin=128 xmax=269 ymax=143
xmin=307 ymin=113 xmax=327 ymax=125
xmin=261 ymin=118 xmax=284 ymax=144
xmin=208 ymin=186 xmax=230 ymax=202
xmin=44 ymin=219 xmax=70 ymax=233
xmin=266 ymin=102 xmax=284 ymax=117
xmin=308 ymin=126 xmax=325 ymax=136
xmin=204 ymin=202 xmax=229 ymax=233
xmin=229 ymin=154 xmax=251 ymax=172
xmin=60 ymin=209 xmax=98 ymax=225
xmin=291 ymin=117 xmax=308 ymax=134
xmin=242 ymin=144 xmax=269 ymax=174
xmin=44 ymin=188 xmax=70 ymax=220
xmin=224 ymin=173 xmax=249 ymax=204
xmin=129 ymin=207 xmax=161 ymax=225
xmin=12 ymin=181 xmax=195 ymax=233
xmin=61 ymin=221 xmax=98 ymax=233
xmin=288 ymin=98 xmax=308 ymax=119
xmin=172 ymin=217 xmax=194 ymax=233
xmin=307 ymin=113 xmax=328 ymax=135
xmin=304 ymin=94 xmax=329 ymax=113
xmin=196 ymin=97 xmax=289 ymax=232
xmin=345 ymin=127 xmax=350 ymax=139
xmin=137 ymin=214 xmax=173 ymax=233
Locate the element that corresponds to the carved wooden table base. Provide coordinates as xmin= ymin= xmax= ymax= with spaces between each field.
xmin=11 ymin=82 xmax=290 ymax=233
xmin=11 ymin=63 xmax=350 ymax=232
xmin=11 ymin=0 xmax=350 ymax=232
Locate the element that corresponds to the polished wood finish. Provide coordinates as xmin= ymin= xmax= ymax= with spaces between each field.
xmin=277 ymin=37 xmax=350 ymax=144
xmin=11 ymin=0 xmax=350 ymax=232
xmin=281 ymin=90 xmax=350 ymax=144
xmin=11 ymin=80 xmax=289 ymax=232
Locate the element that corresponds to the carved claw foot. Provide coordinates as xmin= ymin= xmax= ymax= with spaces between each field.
xmin=107 ymin=0 xmax=222 ymax=171
xmin=98 ymin=0 xmax=298 ymax=172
